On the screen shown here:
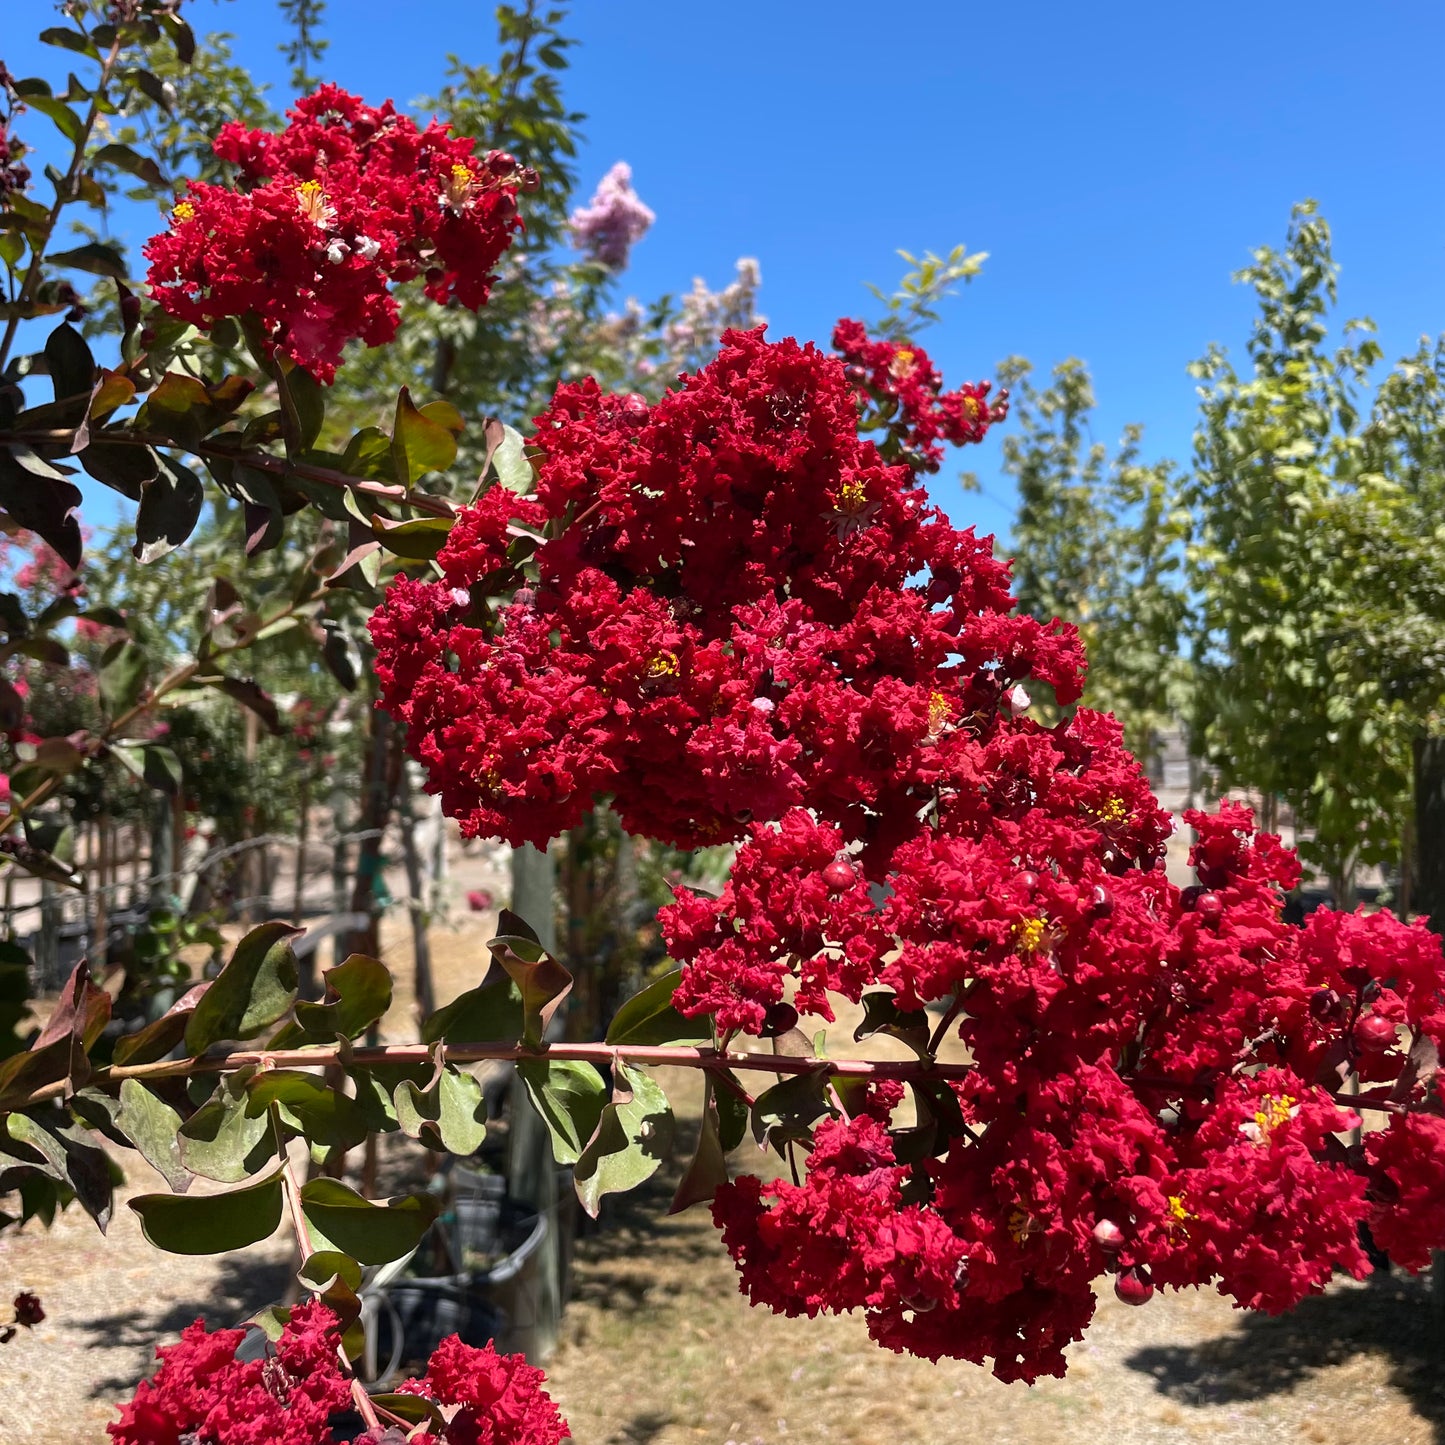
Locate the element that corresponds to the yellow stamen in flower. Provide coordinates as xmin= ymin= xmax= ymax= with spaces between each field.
xmin=442 ymin=162 xmax=475 ymax=209
xmin=961 ymin=394 xmax=980 ymax=420
xmin=1007 ymin=1206 xmax=1035 ymax=1245
xmin=171 ymin=199 xmax=195 ymax=223
xmin=1240 ymin=1093 xmax=1298 ymax=1145
xmin=471 ymin=756 xmax=501 ymax=791
xmin=1091 ymin=796 xmax=1128 ymax=824
xmin=645 ymin=651 xmax=680 ymax=680
xmin=836 ymin=478 xmax=869 ymax=514
xmin=927 ymin=691 xmax=952 ymax=737
xmin=1255 ymin=1094 xmax=1296 ymax=1133
xmin=1013 ymin=915 xmax=1047 ymax=955
xmin=1167 ymin=1194 xmax=1191 ymax=1227
xmin=889 ymin=348 xmax=916 ymax=380
xmin=296 ymin=179 xmax=335 ymax=227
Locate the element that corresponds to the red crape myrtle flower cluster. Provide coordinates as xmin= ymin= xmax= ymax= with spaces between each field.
xmin=371 ymin=328 xmax=1445 ymax=1383
xmin=144 ymin=85 xmax=535 ymax=381
xmin=832 ymin=317 xmax=1008 ymax=472
xmin=109 ymin=1305 xmax=569 ymax=1445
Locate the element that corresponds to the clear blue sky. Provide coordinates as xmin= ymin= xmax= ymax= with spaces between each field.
xmin=8 ymin=0 xmax=1445 ymax=542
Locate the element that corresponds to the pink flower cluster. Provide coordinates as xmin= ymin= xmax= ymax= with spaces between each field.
xmin=370 ymin=327 xmax=1445 ymax=1382
xmin=568 ymin=161 xmax=655 ymax=271
xmin=832 ymin=317 xmax=1008 ymax=472
xmin=144 ymin=85 xmax=535 ymax=381
xmin=111 ymin=1308 xmax=569 ymax=1445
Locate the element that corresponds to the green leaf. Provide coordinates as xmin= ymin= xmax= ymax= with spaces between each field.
xmin=79 ymin=439 xmax=158 ymax=500
xmin=133 ymin=455 xmax=204 ymax=563
xmin=715 ymin=1076 xmax=749 ymax=1152
xmin=44 ymin=322 xmax=94 ymax=402
xmin=372 ymin=515 xmax=454 ymax=561
xmin=184 ymin=922 xmax=300 ymax=1054
xmin=130 ymin=1169 xmax=284 ymax=1255
xmin=247 ymin=1071 xmax=371 ymax=1153
xmin=319 ymin=620 xmax=361 ymax=691
xmin=38 ymin=26 xmax=99 ymax=59
xmin=750 ymin=1070 xmax=831 ymax=1152
xmin=207 ymin=675 xmax=283 ymax=735
xmin=488 ymin=912 xmax=572 ymax=1049
xmin=394 ymin=1062 xmax=487 ymax=1156
xmin=6 ymin=1111 xmax=113 ymax=1228
xmin=491 ymin=424 xmax=533 ymax=495
xmin=112 ymin=983 xmax=206 ymax=1065
xmin=669 ymin=1080 xmax=729 ymax=1214
xmin=278 ymin=363 xmax=324 ymax=452
xmin=0 ymin=448 xmax=82 ymax=569
xmin=159 ymin=12 xmax=196 ymax=64
xmin=369 ymin=1394 xmax=446 ymax=1428
xmin=125 ymin=67 xmax=174 ymax=113
xmin=852 ymin=990 xmax=931 ymax=1058
xmin=516 ymin=1058 xmax=606 ymax=1166
xmin=573 ymin=1062 xmax=673 ymax=1218
xmin=298 ymin=1178 xmax=439 ymax=1266
xmin=0 ymin=960 xmax=107 ymax=1109
xmin=176 ymin=1072 xmax=269 ymax=1182
xmin=98 ymin=636 xmax=148 ymax=719
xmin=293 ymin=954 xmax=393 ymax=1042
xmin=296 ymin=1249 xmax=363 ymax=1331
xmin=116 ymin=1079 xmax=189 ymax=1191
xmin=605 ymin=969 xmax=710 ymax=1047
xmin=45 ymin=241 xmax=127 ymax=279
xmin=92 ymin=142 xmax=165 ymax=188
xmin=421 ymin=975 xmax=524 ymax=1046
xmin=25 ymin=95 xmax=85 ymax=146
xmin=340 ymin=426 xmax=393 ymax=480
xmin=391 ymin=386 xmax=458 ymax=485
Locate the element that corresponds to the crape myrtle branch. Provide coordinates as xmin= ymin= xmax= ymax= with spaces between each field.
xmin=8 ymin=1035 xmax=1410 ymax=1117
xmin=8 ymin=424 xmax=460 ymax=519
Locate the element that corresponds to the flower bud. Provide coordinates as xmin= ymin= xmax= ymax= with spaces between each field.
xmin=1114 ymin=1267 xmax=1154 ymax=1306
xmin=1195 ymin=891 xmax=1223 ymax=923
xmin=1092 ymin=1218 xmax=1124 ymax=1252
xmin=1308 ymin=988 xmax=1342 ymax=1023
xmin=1353 ymin=1013 xmax=1397 ymax=1053
xmin=821 ymin=859 xmax=856 ymax=892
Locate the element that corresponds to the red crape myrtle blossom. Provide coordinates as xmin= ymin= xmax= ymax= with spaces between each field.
xmin=109 ymin=1301 xmax=350 ymax=1445
xmin=372 ymin=327 xmax=1081 ymax=854
xmin=388 ymin=1336 xmax=570 ymax=1445
xmin=144 ymin=85 xmax=535 ymax=381
xmin=832 ymin=317 xmax=1008 ymax=472
xmin=112 ymin=1308 xmax=569 ymax=1445
xmin=372 ymin=326 xmax=1445 ymax=1383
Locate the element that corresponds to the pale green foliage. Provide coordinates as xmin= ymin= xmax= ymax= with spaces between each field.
xmin=866 ymin=244 xmax=987 ymax=343
xmin=1000 ymin=357 xmax=1188 ymax=760
xmin=1183 ymin=201 xmax=1445 ymax=891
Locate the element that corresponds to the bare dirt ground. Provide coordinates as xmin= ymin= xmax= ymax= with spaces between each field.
xmin=3 ymin=885 xmax=1443 ymax=1444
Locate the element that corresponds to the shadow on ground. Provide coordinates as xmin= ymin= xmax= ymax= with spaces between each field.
xmin=79 ymin=1253 xmax=292 ymax=1397
xmin=1127 ymin=1271 xmax=1445 ymax=1440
